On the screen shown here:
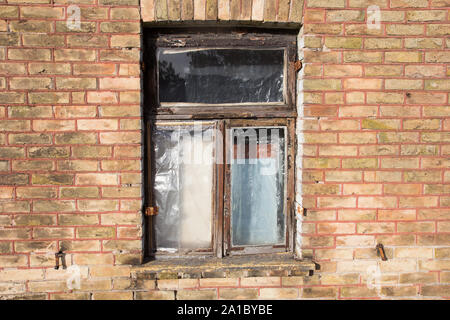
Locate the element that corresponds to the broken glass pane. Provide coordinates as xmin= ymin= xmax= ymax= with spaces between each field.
xmin=152 ymin=122 xmax=216 ymax=251
xmin=158 ymin=48 xmax=284 ymax=104
xmin=230 ymin=127 xmax=286 ymax=246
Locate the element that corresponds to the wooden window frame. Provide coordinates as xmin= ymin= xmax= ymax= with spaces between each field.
xmin=223 ymin=118 xmax=296 ymax=256
xmin=143 ymin=27 xmax=298 ymax=120
xmin=143 ymin=28 xmax=297 ymax=259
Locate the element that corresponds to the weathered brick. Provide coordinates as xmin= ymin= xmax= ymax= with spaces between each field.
xmin=72 ymin=146 xmax=112 ymax=159
xmin=259 ymin=288 xmax=299 ymax=299
xmin=219 ymin=288 xmax=258 ymax=299
xmin=365 ymin=65 xmax=403 ymax=76
xmin=100 ymin=22 xmax=140 ymax=33
xmin=385 ymin=52 xmax=422 ymax=63
xmin=56 ymin=21 xmax=96 ymax=33
xmin=385 ymin=79 xmax=423 ymax=90
xmin=346 ymin=24 xmax=383 ymax=36
xmin=29 ymin=92 xmax=69 ymax=104
xmin=28 ymin=147 xmax=70 ymax=159
xmin=10 ymin=20 xmax=52 ymax=33
xmin=101 ymin=213 xmax=140 ymax=225
xmin=341 ymin=286 xmax=378 ymax=298
xmin=56 ymin=78 xmax=96 ymax=90
xmin=32 ymin=174 xmax=73 ymax=185
xmin=100 ymin=49 xmax=140 ymax=62
xmin=102 ymin=187 xmax=141 ymax=198
xmin=0 ymin=120 xmax=30 ymax=132
xmin=304 ymin=51 xmax=340 ymax=63
xmin=425 ymin=51 xmax=450 ymax=63
xmin=93 ymin=292 xmax=133 ymax=300
xmin=342 ymin=158 xmax=378 ymax=169
xmin=9 ymin=133 xmax=52 ymax=145
xmin=365 ymin=38 xmax=402 ymax=49
xmin=60 ymin=187 xmax=100 ymax=199
xmin=0 ymin=63 xmax=26 ymax=75
xmin=386 ymin=24 xmax=424 ymax=36
xmin=78 ymin=200 xmax=119 ymax=212
xmin=177 ymin=289 xmax=217 ymax=300
xmin=80 ymin=7 xmax=108 ymax=19
xmin=301 ymin=287 xmax=337 ymax=298
xmin=22 ymin=34 xmax=65 ymax=47
xmin=405 ymin=38 xmax=442 ymax=49
xmin=407 ymin=92 xmax=446 ymax=104
xmin=135 ymin=291 xmax=175 ymax=300
xmin=103 ymin=239 xmax=140 ymax=250
xmin=80 ymin=279 xmax=112 ymax=291
xmin=111 ymin=35 xmax=141 ymax=48
xmin=16 ymin=187 xmax=57 ymax=199
xmin=325 ymin=37 xmax=362 ymax=49
xmin=100 ymin=132 xmax=141 ymax=144
xmin=55 ymin=49 xmax=96 ymax=62
xmin=367 ymin=92 xmax=404 ymax=104
xmin=50 ymin=293 xmax=90 ymax=300
xmin=33 ymin=120 xmax=75 ymax=132
xmin=76 ymin=173 xmax=118 ymax=185
xmin=0 ymin=147 xmax=25 ymax=158
xmin=9 ymin=106 xmax=53 ymax=119
xmin=55 ymin=132 xmax=97 ymax=145
xmin=378 ymin=132 xmax=418 ymax=143
xmin=67 ymin=35 xmax=109 ymax=48
xmin=303 ymin=158 xmax=340 ymax=169
xmin=60 ymin=240 xmax=101 ymax=252
xmin=0 ymin=33 xmax=20 ymax=46
xmin=398 ymin=222 xmax=436 ymax=234
xmin=308 ymin=0 xmax=344 ymax=7
xmin=0 ymin=174 xmax=29 ymax=186
xmin=391 ymin=0 xmax=428 ymax=7
xmin=72 ymin=253 xmax=114 ymax=265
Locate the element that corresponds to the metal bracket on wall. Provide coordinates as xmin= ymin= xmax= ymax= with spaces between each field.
xmin=293 ymin=60 xmax=302 ymax=72
xmin=376 ymin=243 xmax=388 ymax=261
xmin=145 ymin=206 xmax=159 ymax=216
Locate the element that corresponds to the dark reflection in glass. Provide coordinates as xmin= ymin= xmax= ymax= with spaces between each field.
xmin=158 ymin=49 xmax=284 ymax=104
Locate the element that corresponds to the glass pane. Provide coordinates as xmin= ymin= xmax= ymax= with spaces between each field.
xmin=158 ymin=48 xmax=284 ymax=104
xmin=152 ymin=122 xmax=215 ymax=251
xmin=230 ymin=127 xmax=286 ymax=246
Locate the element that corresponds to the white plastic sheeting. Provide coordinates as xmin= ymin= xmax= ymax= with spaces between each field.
xmin=152 ymin=123 xmax=215 ymax=251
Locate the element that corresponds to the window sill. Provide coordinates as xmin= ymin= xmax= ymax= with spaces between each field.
xmin=131 ymin=253 xmax=317 ymax=279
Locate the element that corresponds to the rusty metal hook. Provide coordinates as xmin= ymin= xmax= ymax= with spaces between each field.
xmin=376 ymin=243 xmax=388 ymax=261
xmin=54 ymin=250 xmax=67 ymax=270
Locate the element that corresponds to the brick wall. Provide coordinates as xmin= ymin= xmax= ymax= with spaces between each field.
xmin=0 ymin=0 xmax=448 ymax=299
xmin=0 ymin=0 xmax=144 ymax=299
xmin=301 ymin=0 xmax=449 ymax=299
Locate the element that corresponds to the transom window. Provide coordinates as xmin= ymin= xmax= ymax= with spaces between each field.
xmin=143 ymin=28 xmax=297 ymax=258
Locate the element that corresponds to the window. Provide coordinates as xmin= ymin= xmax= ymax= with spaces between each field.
xmin=143 ymin=28 xmax=297 ymax=258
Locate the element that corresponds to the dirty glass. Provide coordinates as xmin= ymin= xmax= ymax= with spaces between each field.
xmin=152 ymin=122 xmax=216 ymax=251
xmin=230 ymin=127 xmax=286 ymax=246
xmin=158 ymin=48 xmax=284 ymax=104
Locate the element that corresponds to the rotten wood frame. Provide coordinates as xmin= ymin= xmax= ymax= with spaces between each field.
xmin=143 ymin=28 xmax=298 ymax=259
